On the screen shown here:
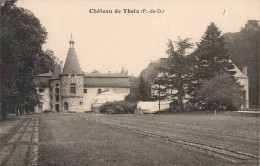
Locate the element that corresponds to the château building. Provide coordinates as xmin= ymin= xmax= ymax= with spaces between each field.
xmin=34 ymin=37 xmax=130 ymax=113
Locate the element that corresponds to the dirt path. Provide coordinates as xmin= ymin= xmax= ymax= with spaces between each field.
xmin=0 ymin=115 xmax=39 ymax=166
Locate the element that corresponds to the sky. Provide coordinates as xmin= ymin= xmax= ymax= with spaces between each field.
xmin=17 ymin=0 xmax=260 ymax=76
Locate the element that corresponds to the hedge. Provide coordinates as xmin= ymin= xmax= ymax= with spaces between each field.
xmin=99 ymin=101 xmax=137 ymax=114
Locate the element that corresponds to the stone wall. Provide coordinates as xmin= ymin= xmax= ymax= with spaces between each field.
xmin=61 ymin=97 xmax=84 ymax=112
xmin=61 ymin=74 xmax=84 ymax=112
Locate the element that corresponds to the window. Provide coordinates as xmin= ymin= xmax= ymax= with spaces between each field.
xmin=55 ymin=95 xmax=59 ymax=101
xmin=56 ymin=83 xmax=59 ymax=86
xmin=70 ymin=83 xmax=76 ymax=94
xmin=50 ymin=95 xmax=53 ymax=100
xmin=79 ymin=101 xmax=83 ymax=105
xmin=84 ymin=84 xmax=87 ymax=88
xmin=55 ymin=88 xmax=59 ymax=94
xmin=71 ymin=73 xmax=75 ymax=77
xmin=39 ymin=88 xmax=44 ymax=93
xmin=84 ymin=89 xmax=87 ymax=94
xmin=98 ymin=89 xmax=102 ymax=94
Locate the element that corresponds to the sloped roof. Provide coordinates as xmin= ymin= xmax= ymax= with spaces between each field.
xmin=84 ymin=77 xmax=130 ymax=88
xmin=229 ymin=60 xmax=248 ymax=78
xmin=84 ymin=72 xmax=129 ymax=78
xmin=38 ymin=71 xmax=52 ymax=77
xmin=50 ymin=64 xmax=61 ymax=80
xmin=35 ymin=70 xmax=52 ymax=87
xmin=34 ymin=76 xmax=50 ymax=87
xmin=61 ymin=48 xmax=82 ymax=75
xmin=232 ymin=64 xmax=248 ymax=78
xmin=84 ymin=72 xmax=130 ymax=87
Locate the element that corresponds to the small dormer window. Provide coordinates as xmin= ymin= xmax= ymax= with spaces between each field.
xmin=71 ymin=73 xmax=75 ymax=77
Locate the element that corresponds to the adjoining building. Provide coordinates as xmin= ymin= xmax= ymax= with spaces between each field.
xmin=34 ymin=37 xmax=130 ymax=113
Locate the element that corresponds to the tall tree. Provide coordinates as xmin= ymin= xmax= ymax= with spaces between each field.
xmin=125 ymin=76 xmax=142 ymax=103
xmin=224 ymin=20 xmax=260 ymax=108
xmin=35 ymin=49 xmax=56 ymax=74
xmin=138 ymin=75 xmax=151 ymax=101
xmin=195 ymin=22 xmax=235 ymax=81
xmin=191 ymin=22 xmax=236 ymax=107
xmin=163 ymin=37 xmax=193 ymax=111
xmin=0 ymin=1 xmax=53 ymax=119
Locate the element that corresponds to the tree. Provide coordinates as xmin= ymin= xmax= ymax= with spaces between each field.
xmin=191 ymin=22 xmax=236 ymax=107
xmin=196 ymin=22 xmax=235 ymax=80
xmin=224 ymin=20 xmax=260 ymax=108
xmin=162 ymin=37 xmax=194 ymax=111
xmin=125 ymin=76 xmax=142 ymax=102
xmin=35 ymin=50 xmax=57 ymax=74
xmin=196 ymin=72 xmax=244 ymax=110
xmin=138 ymin=75 xmax=151 ymax=101
xmin=139 ymin=59 xmax=166 ymax=83
xmin=0 ymin=1 xmax=53 ymax=119
xmin=151 ymin=73 xmax=168 ymax=101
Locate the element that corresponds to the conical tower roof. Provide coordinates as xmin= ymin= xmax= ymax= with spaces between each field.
xmin=50 ymin=63 xmax=61 ymax=80
xmin=61 ymin=36 xmax=82 ymax=75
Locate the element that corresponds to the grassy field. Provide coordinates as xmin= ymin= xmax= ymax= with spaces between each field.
xmin=37 ymin=112 xmax=259 ymax=166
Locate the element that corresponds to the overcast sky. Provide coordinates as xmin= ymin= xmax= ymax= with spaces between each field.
xmin=17 ymin=0 xmax=260 ymax=76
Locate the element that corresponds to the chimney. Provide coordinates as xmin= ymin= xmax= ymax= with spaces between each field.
xmin=60 ymin=61 xmax=63 ymax=73
xmin=242 ymin=66 xmax=247 ymax=75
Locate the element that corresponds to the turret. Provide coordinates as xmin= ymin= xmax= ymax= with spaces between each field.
xmin=60 ymin=35 xmax=84 ymax=112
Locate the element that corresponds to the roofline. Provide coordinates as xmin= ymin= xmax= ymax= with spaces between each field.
xmin=50 ymin=78 xmax=61 ymax=80
xmin=85 ymin=85 xmax=130 ymax=88
xmin=60 ymin=74 xmax=84 ymax=76
xmin=235 ymin=76 xmax=249 ymax=79
xmin=36 ymin=75 xmax=52 ymax=77
xmin=84 ymin=76 xmax=129 ymax=78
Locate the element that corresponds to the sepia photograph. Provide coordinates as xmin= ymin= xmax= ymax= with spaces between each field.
xmin=0 ymin=0 xmax=259 ymax=165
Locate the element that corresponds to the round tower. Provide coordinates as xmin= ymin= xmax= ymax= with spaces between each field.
xmin=50 ymin=64 xmax=61 ymax=112
xmin=60 ymin=36 xmax=84 ymax=112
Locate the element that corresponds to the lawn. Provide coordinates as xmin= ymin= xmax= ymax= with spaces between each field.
xmin=38 ymin=112 xmax=259 ymax=166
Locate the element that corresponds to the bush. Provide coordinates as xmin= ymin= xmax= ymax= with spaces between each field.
xmin=99 ymin=101 xmax=137 ymax=114
xmin=43 ymin=110 xmax=51 ymax=113
xmin=184 ymin=103 xmax=200 ymax=111
xmin=196 ymin=72 xmax=244 ymax=111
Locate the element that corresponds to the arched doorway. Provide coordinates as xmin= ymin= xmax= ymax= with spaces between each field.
xmin=64 ymin=102 xmax=69 ymax=112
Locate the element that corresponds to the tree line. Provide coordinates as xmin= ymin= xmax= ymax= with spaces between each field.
xmin=126 ymin=21 xmax=258 ymax=111
xmin=0 ymin=0 xmax=56 ymax=120
xmin=224 ymin=20 xmax=260 ymax=108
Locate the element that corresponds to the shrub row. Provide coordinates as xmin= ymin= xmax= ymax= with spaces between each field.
xmin=99 ymin=101 xmax=137 ymax=114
